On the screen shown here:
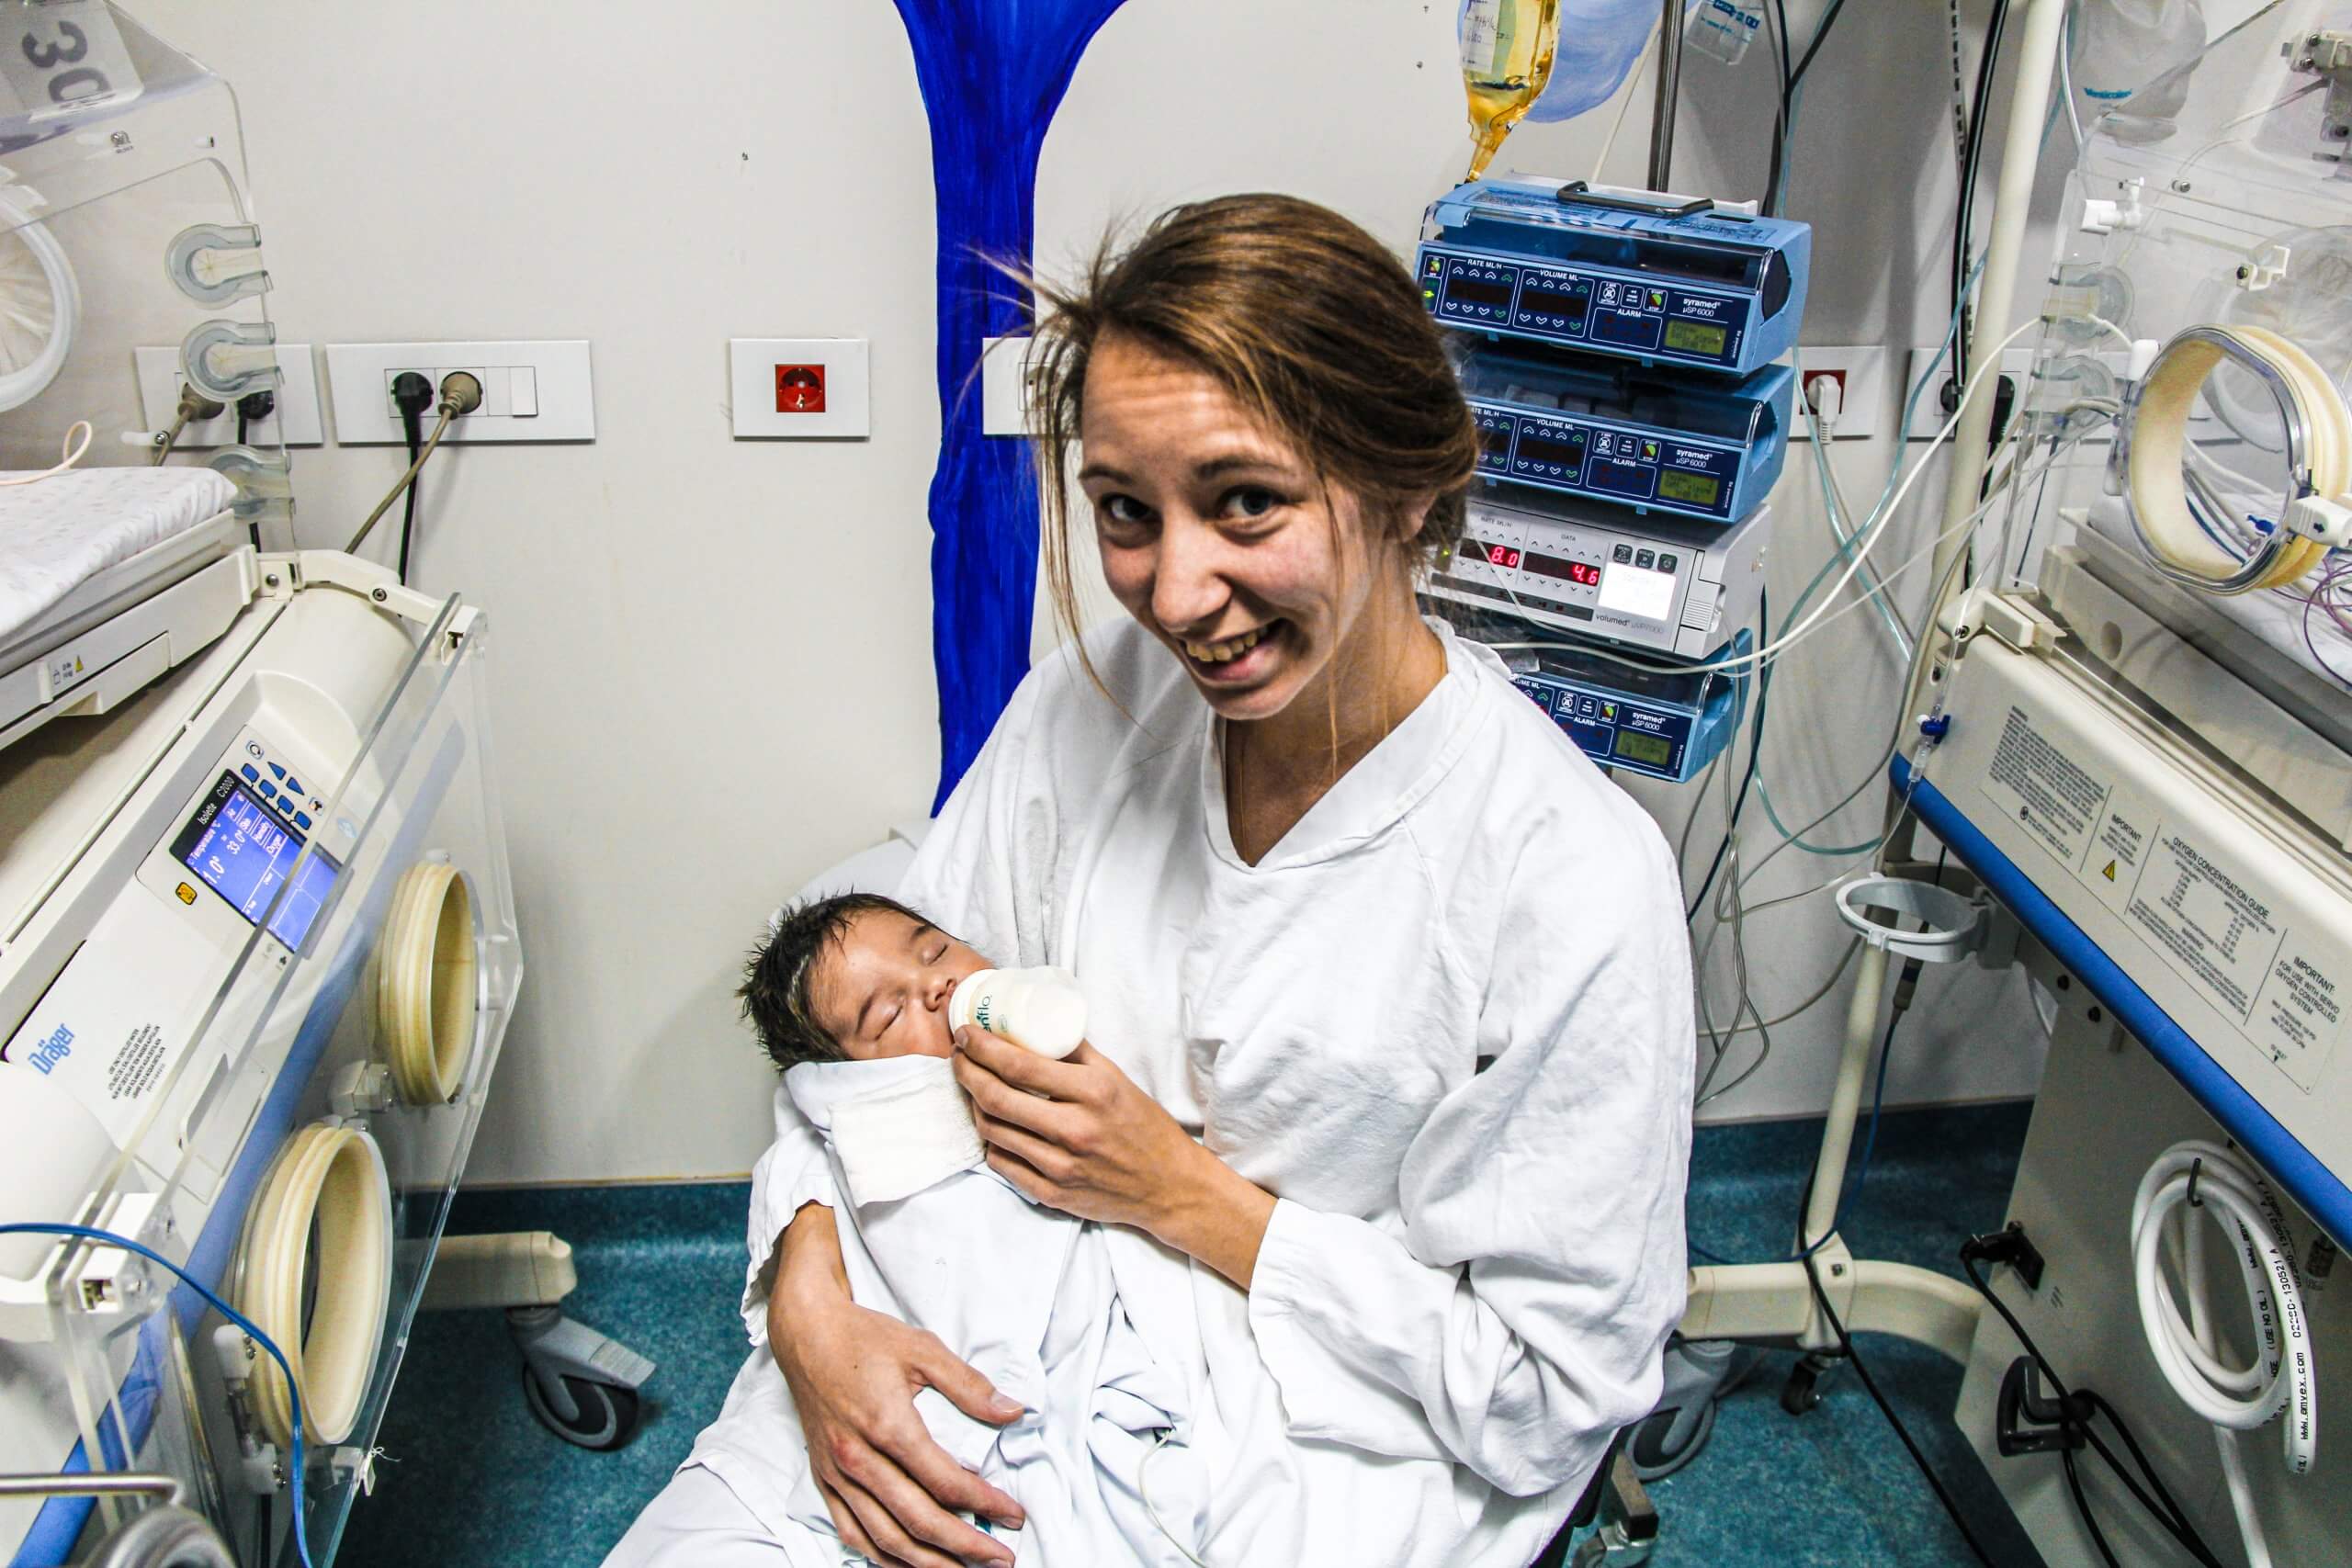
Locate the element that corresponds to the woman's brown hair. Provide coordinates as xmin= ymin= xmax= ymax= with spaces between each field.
xmin=1022 ymin=193 xmax=1481 ymax=672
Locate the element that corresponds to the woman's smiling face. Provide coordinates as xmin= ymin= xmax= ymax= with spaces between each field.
xmin=1078 ymin=333 xmax=1413 ymax=725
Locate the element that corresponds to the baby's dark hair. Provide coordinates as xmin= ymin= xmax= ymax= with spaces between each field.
xmin=741 ymin=892 xmax=930 ymax=1072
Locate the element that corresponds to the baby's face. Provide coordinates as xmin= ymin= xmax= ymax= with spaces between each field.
xmin=809 ymin=908 xmax=991 ymax=1061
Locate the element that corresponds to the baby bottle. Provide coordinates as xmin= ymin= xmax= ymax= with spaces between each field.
xmin=947 ymin=966 xmax=1087 ymax=1058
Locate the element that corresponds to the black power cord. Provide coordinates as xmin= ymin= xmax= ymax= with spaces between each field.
xmin=390 ymin=371 xmax=434 ymax=586
xmin=235 ymin=389 xmax=275 ymax=448
xmin=1959 ymin=1230 xmax=2226 ymax=1567
xmin=1800 ymin=1249 xmax=1998 ymax=1567
xmin=1761 ymin=0 xmax=1851 ymax=217
xmin=1947 ymin=0 xmax=2012 ymax=406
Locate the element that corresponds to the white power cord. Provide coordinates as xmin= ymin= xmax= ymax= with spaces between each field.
xmin=0 ymin=417 xmax=90 ymax=486
xmin=2130 ymin=1140 xmax=2316 ymax=1568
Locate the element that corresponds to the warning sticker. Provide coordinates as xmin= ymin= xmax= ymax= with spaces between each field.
xmin=1981 ymin=705 xmax=2112 ymax=870
xmin=2076 ymin=788 xmax=2157 ymax=919
xmin=2256 ymin=941 xmax=2349 ymax=1091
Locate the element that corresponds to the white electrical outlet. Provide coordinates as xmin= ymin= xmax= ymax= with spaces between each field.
xmin=324 ymin=341 xmax=594 ymax=444
xmin=134 ymin=345 xmax=323 ymax=447
xmin=1789 ymin=346 xmax=1888 ymax=440
xmin=981 ymin=335 xmax=1033 ymax=437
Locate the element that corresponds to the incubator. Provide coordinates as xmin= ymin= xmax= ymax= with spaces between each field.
xmin=0 ymin=3 xmax=288 ymax=756
xmin=0 ymin=10 xmax=633 ymax=1564
xmin=1884 ymin=7 xmax=2352 ymax=1560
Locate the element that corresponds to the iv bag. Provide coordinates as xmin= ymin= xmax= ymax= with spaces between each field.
xmin=2067 ymin=0 xmax=2209 ymax=144
xmin=1521 ymin=0 xmax=1675 ymax=124
xmin=1458 ymin=0 xmax=1690 ymax=179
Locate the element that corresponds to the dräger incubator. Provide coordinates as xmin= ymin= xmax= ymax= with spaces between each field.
xmin=0 ymin=8 xmax=643 ymax=1565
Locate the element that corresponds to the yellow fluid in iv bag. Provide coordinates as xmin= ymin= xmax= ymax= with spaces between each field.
xmin=1462 ymin=0 xmax=1562 ymax=180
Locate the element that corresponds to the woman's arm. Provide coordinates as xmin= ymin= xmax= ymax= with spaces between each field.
xmin=956 ymin=839 xmax=1695 ymax=1499
xmin=765 ymin=1201 xmax=1028 ymax=1568
xmin=952 ymin=1031 xmax=1275 ymax=1286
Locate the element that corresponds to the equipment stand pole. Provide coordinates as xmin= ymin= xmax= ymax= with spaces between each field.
xmin=1647 ymin=0 xmax=1685 ymax=192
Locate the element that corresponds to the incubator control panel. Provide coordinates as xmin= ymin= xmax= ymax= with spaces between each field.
xmin=1423 ymin=247 xmax=1756 ymax=373
xmin=133 ymin=726 xmax=354 ymax=959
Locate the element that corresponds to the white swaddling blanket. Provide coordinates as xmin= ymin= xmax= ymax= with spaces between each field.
xmin=692 ymin=1055 xmax=1201 ymax=1568
xmin=0 ymin=467 xmax=238 ymax=642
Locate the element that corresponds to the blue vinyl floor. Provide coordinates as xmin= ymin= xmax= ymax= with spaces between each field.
xmin=338 ymin=1102 xmax=2043 ymax=1568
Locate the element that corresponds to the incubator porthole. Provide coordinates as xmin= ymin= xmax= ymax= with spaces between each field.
xmin=378 ymin=860 xmax=482 ymax=1106
xmin=0 ymin=184 xmax=80 ymax=413
xmin=232 ymin=1122 xmax=395 ymax=1451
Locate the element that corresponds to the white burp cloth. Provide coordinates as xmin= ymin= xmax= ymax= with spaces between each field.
xmin=799 ymin=1057 xmax=986 ymax=1207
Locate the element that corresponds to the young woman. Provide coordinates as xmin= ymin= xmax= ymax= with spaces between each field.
xmin=611 ymin=194 xmax=1694 ymax=1568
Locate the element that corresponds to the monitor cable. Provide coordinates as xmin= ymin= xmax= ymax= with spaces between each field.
xmin=0 ymin=1221 xmax=316 ymax=1568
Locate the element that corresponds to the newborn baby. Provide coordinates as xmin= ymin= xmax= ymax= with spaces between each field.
xmin=729 ymin=893 xmax=1199 ymax=1568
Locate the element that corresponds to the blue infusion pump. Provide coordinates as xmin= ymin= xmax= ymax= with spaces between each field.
xmin=1459 ymin=344 xmax=1792 ymax=524
xmin=1456 ymin=616 xmax=1749 ymax=784
xmin=1419 ymin=179 xmax=1810 ymax=378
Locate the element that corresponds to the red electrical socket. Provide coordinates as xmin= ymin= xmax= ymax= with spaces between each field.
xmin=1804 ymin=367 xmax=1849 ymax=417
xmin=775 ymin=365 xmax=826 ymax=414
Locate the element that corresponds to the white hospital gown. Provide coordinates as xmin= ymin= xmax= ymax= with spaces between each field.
xmin=742 ymin=616 xmax=1695 ymax=1567
xmin=688 ymin=1056 xmax=1194 ymax=1568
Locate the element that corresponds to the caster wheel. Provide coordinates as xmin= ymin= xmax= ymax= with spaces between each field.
xmin=1780 ymin=1359 xmax=1826 ymax=1416
xmin=524 ymin=1369 xmax=643 ymax=1450
xmin=1628 ymin=1394 xmax=1717 ymax=1482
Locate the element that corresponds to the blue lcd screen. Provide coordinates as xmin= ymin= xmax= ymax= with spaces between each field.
xmin=171 ymin=772 xmax=341 ymax=950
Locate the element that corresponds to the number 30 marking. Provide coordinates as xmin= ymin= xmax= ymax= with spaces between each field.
xmin=22 ymin=22 xmax=90 ymax=69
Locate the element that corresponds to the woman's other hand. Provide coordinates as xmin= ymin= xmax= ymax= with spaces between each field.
xmin=953 ymin=1030 xmax=1276 ymax=1288
xmin=768 ymin=1202 xmax=1025 ymax=1567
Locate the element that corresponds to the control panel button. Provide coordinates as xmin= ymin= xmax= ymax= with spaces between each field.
xmin=1634 ymin=550 xmax=1656 ymax=569
xmin=1611 ymin=544 xmax=1634 ymax=563
xmin=259 ymin=780 xmax=277 ymax=801
xmin=241 ymin=763 xmax=261 ymax=784
xmin=285 ymin=776 xmax=303 ymax=795
xmin=175 ymin=883 xmax=198 ymax=906
xmin=1657 ymin=554 xmax=1678 ymax=572
xmin=293 ymin=811 xmax=313 ymax=831
xmin=268 ymin=762 xmax=285 ymax=780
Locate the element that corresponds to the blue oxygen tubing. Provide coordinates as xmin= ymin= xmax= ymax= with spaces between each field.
xmin=0 ymin=1221 xmax=315 ymax=1568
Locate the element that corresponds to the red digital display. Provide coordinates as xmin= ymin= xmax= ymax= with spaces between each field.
xmin=1524 ymin=550 xmax=1604 ymax=589
xmin=1479 ymin=543 xmax=1521 ymax=569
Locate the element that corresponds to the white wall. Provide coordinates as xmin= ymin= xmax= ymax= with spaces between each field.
xmin=119 ymin=0 xmax=2053 ymax=1183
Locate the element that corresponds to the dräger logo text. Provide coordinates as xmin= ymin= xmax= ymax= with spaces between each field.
xmin=28 ymin=1024 xmax=74 ymax=1075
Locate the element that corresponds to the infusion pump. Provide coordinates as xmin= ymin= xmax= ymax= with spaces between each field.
xmin=1430 ymin=490 xmax=1770 ymax=657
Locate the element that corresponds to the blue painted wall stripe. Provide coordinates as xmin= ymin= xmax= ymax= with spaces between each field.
xmin=889 ymin=0 xmax=1132 ymax=809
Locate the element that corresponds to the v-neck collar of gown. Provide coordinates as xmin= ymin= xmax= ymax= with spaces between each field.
xmin=1201 ymin=619 xmax=1489 ymax=873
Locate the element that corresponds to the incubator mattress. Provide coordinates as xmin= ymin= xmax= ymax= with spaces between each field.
xmin=0 ymin=467 xmax=239 ymax=644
